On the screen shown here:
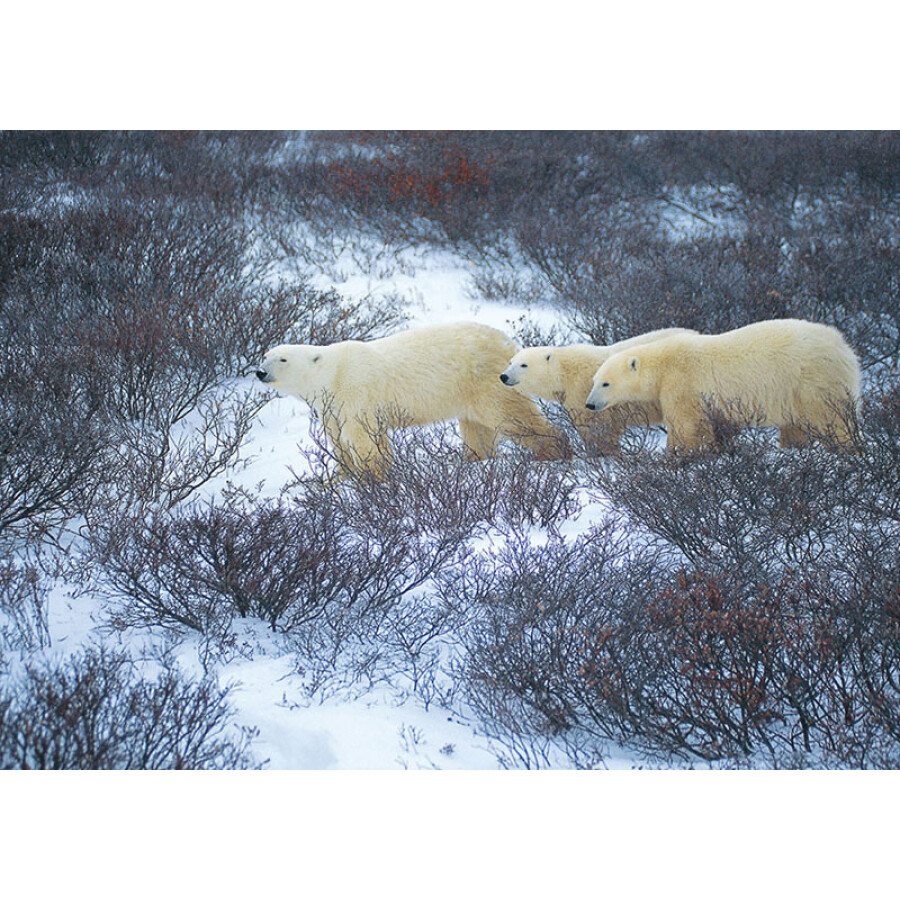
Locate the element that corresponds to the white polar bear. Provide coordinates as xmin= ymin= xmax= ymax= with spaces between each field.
xmin=585 ymin=318 xmax=861 ymax=452
xmin=499 ymin=328 xmax=696 ymax=454
xmin=257 ymin=322 xmax=568 ymax=478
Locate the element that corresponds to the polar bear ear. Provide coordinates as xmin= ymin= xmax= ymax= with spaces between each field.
xmin=628 ymin=356 xmax=639 ymax=372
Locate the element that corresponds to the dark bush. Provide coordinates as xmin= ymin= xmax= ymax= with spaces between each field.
xmin=303 ymin=131 xmax=900 ymax=375
xmin=444 ymin=525 xmax=663 ymax=765
xmin=592 ymin=438 xmax=852 ymax=578
xmin=0 ymin=290 xmax=108 ymax=537
xmin=90 ymin=418 xmax=580 ymax=654
xmin=0 ymin=646 xmax=258 ymax=769
xmin=0 ymin=145 xmax=405 ymax=527
xmin=0 ymin=549 xmax=49 ymax=652
xmin=0 ymin=131 xmax=106 ymax=181
xmin=563 ymin=230 xmax=805 ymax=343
xmin=451 ymin=520 xmax=900 ymax=768
xmin=90 ymin=484 xmax=472 ymax=638
xmin=589 ymin=401 xmax=893 ymax=580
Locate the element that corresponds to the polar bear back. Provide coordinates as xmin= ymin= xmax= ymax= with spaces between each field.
xmin=642 ymin=319 xmax=860 ymax=424
xmin=588 ymin=318 xmax=861 ymax=450
xmin=329 ymin=322 xmax=518 ymax=425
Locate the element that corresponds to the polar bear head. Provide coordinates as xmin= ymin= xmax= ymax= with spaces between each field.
xmin=256 ymin=343 xmax=333 ymax=402
xmin=499 ymin=347 xmax=561 ymax=399
xmin=585 ymin=351 xmax=643 ymax=411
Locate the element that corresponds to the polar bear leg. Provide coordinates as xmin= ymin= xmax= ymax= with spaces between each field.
xmin=779 ymin=424 xmax=809 ymax=449
xmin=337 ymin=420 xmax=393 ymax=479
xmin=665 ymin=413 xmax=710 ymax=453
xmin=829 ymin=416 xmax=859 ymax=450
xmin=579 ymin=406 xmax=628 ymax=456
xmin=459 ymin=419 xmax=499 ymax=460
xmin=488 ymin=390 xmax=569 ymax=460
xmin=782 ymin=405 xmax=857 ymax=451
xmin=814 ymin=407 xmax=859 ymax=451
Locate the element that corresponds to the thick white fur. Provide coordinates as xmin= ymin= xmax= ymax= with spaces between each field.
xmin=500 ymin=328 xmax=696 ymax=453
xmin=585 ymin=318 xmax=861 ymax=451
xmin=257 ymin=322 xmax=565 ymax=477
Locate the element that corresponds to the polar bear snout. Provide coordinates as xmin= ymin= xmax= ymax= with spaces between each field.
xmin=256 ymin=369 xmax=272 ymax=383
xmin=500 ymin=372 xmax=511 ymax=384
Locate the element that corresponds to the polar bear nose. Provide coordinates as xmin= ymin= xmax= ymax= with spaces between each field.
xmin=585 ymin=401 xmax=596 ymax=410
xmin=500 ymin=373 xmax=510 ymax=384
xmin=256 ymin=370 xmax=269 ymax=381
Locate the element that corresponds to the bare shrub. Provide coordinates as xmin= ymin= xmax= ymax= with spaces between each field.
xmin=464 ymin=264 xmax=561 ymax=310
xmin=635 ymin=572 xmax=824 ymax=761
xmin=295 ymin=132 xmax=900 ymax=377
xmin=236 ymin=284 xmax=408 ymax=359
xmin=562 ymin=231 xmax=804 ymax=345
xmin=0 ymin=131 xmax=106 ymax=176
xmin=100 ymin=385 xmax=266 ymax=512
xmin=652 ymin=131 xmax=900 ymax=222
xmin=0 ymin=549 xmax=49 ymax=652
xmin=289 ymin=132 xmax=665 ymax=262
xmin=856 ymin=387 xmax=900 ymax=523
xmin=288 ymin=131 xmax=498 ymax=249
xmin=0 ymin=292 xmax=109 ymax=538
xmin=0 ymin=131 xmax=286 ymax=202
xmin=89 ymin=417 xmax=581 ymax=692
xmin=788 ymin=208 xmax=900 ymax=373
xmin=502 ymin=313 xmax=582 ymax=350
xmin=0 ymin=380 xmax=106 ymax=536
xmin=444 ymin=525 xmax=663 ymax=763
xmin=285 ymin=589 xmax=463 ymax=708
xmin=1 ymin=153 xmax=407 ymax=534
xmin=589 ymin=406 xmax=882 ymax=581
xmin=449 ymin=522 xmax=900 ymax=767
xmin=88 ymin=463 xmax=479 ymax=641
xmin=272 ymin=424 xmax=582 ymax=704
xmin=0 ymin=646 xmax=259 ymax=769
xmin=90 ymin=497 xmax=360 ymax=636
xmin=618 ymin=557 xmax=900 ymax=766
xmin=24 ymin=201 xmax=344 ymax=403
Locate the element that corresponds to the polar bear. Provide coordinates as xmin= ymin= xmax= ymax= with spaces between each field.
xmin=256 ymin=322 xmax=568 ymax=478
xmin=584 ymin=319 xmax=861 ymax=452
xmin=499 ymin=328 xmax=697 ymax=454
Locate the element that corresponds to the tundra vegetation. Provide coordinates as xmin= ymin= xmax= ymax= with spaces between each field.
xmin=1 ymin=131 xmax=898 ymax=768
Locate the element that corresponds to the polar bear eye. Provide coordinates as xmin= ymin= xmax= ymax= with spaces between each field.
xmin=279 ymin=358 xmax=287 ymax=363
xmin=520 ymin=363 xmax=528 ymax=368
xmin=602 ymin=382 xmax=610 ymax=388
